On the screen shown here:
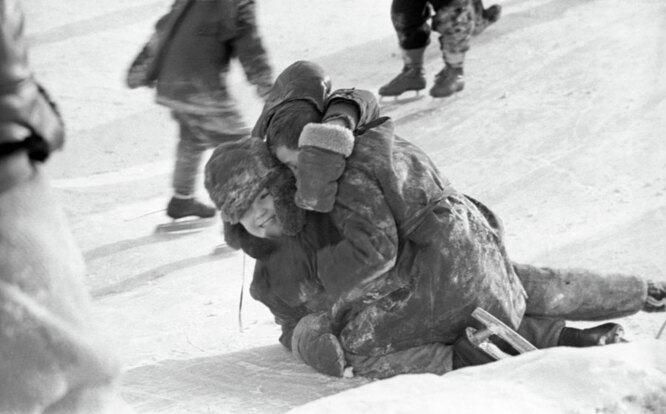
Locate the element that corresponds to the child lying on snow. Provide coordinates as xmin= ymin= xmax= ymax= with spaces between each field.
xmin=204 ymin=132 xmax=664 ymax=377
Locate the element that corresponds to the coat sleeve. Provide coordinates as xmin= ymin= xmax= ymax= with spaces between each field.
xmin=249 ymin=260 xmax=307 ymax=350
xmin=293 ymin=88 xmax=383 ymax=213
xmin=232 ymin=0 xmax=273 ymax=97
xmin=324 ymin=88 xmax=381 ymax=132
xmin=316 ymin=168 xmax=399 ymax=319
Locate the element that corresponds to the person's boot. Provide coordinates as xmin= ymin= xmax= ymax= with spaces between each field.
xmin=483 ymin=4 xmax=502 ymax=23
xmin=644 ymin=280 xmax=666 ymax=312
xmin=558 ymin=323 xmax=626 ymax=347
xmin=429 ymin=65 xmax=464 ymax=98
xmin=166 ymin=196 xmax=216 ymax=219
xmin=378 ymin=47 xmax=427 ymax=97
xmin=472 ymin=1 xmax=502 ymax=36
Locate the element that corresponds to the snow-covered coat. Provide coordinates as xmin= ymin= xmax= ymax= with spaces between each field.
xmin=237 ymin=119 xmax=530 ymax=357
xmin=322 ymin=120 xmax=527 ymax=356
xmin=251 ymin=62 xmax=528 ymax=356
xmin=1 ymin=1 xmax=127 ymax=410
xmin=233 ymin=62 xmax=648 ymax=370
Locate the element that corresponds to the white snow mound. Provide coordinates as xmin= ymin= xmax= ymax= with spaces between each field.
xmin=289 ymin=340 xmax=666 ymax=414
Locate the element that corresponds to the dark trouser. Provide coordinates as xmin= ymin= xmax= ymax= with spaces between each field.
xmin=390 ymin=0 xmax=474 ymax=64
xmin=171 ymin=111 xmax=248 ymax=197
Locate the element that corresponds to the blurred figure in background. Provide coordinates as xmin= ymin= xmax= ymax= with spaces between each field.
xmin=0 ymin=0 xmax=132 ymax=412
xmin=379 ymin=0 xmax=501 ymax=98
xmin=127 ymin=0 xmax=273 ymax=229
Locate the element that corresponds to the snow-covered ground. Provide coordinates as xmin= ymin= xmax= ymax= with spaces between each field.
xmin=20 ymin=0 xmax=666 ymax=412
xmin=290 ymin=341 xmax=666 ymax=414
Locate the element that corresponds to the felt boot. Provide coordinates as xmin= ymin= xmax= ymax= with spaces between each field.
xmin=558 ymin=323 xmax=626 ymax=347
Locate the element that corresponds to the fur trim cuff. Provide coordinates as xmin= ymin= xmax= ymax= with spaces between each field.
xmin=298 ymin=123 xmax=355 ymax=157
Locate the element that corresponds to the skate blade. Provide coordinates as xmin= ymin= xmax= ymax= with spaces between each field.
xmin=210 ymin=243 xmax=236 ymax=256
xmin=154 ymin=217 xmax=216 ymax=234
xmin=379 ymin=91 xmax=425 ymax=101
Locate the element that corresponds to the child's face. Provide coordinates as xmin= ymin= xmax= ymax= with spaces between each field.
xmin=240 ymin=188 xmax=283 ymax=239
xmin=274 ymin=145 xmax=299 ymax=175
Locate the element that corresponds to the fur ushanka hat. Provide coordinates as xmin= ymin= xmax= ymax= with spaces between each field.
xmin=204 ymin=136 xmax=305 ymax=236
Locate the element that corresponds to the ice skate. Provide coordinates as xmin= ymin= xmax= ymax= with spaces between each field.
xmin=210 ymin=243 xmax=236 ymax=256
xmin=155 ymin=196 xmax=217 ymax=234
xmin=379 ymin=47 xmax=427 ymax=98
xmin=472 ymin=1 xmax=502 ymax=36
xmin=429 ymin=66 xmax=464 ymax=98
xmin=483 ymin=4 xmax=502 ymax=24
xmin=465 ymin=307 xmax=537 ymax=361
xmin=378 ymin=65 xmax=427 ymax=98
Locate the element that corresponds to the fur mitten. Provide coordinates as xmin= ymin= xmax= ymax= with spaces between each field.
xmin=295 ymin=123 xmax=355 ymax=212
xmin=291 ymin=312 xmax=346 ymax=377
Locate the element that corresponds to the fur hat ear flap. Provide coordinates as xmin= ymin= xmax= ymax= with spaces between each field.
xmin=223 ymin=221 xmax=244 ymax=250
xmin=269 ymin=167 xmax=306 ymax=236
xmin=223 ymin=221 xmax=279 ymax=259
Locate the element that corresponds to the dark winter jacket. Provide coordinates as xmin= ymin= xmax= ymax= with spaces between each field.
xmin=126 ymin=0 xmax=272 ymax=112
xmin=224 ymin=178 xmax=341 ymax=350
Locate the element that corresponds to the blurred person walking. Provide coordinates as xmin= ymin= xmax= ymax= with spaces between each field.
xmin=127 ymin=0 xmax=273 ymax=230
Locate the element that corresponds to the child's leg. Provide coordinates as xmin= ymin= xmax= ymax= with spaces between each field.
xmin=170 ymin=111 xmax=247 ymax=200
xmin=518 ymin=316 xmax=625 ymax=349
xmin=514 ymin=263 xmax=646 ymax=320
xmin=516 ymin=316 xmax=565 ymax=348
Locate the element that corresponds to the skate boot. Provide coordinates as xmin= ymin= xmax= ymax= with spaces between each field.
xmin=156 ymin=196 xmax=217 ymax=234
xmin=166 ymin=196 xmax=216 ymax=219
xmin=558 ymin=323 xmax=626 ymax=347
xmin=429 ymin=66 xmax=464 ymax=98
xmin=483 ymin=4 xmax=502 ymax=23
xmin=378 ymin=65 xmax=427 ymax=97
xmin=472 ymin=2 xmax=502 ymax=36
xmin=644 ymin=280 xmax=666 ymax=312
xmin=379 ymin=47 xmax=427 ymax=97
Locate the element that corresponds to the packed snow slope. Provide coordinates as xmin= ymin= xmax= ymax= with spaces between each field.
xmin=20 ymin=0 xmax=666 ymax=412
xmin=289 ymin=341 xmax=666 ymax=414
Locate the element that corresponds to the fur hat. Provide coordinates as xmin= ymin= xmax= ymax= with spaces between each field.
xmin=205 ymin=137 xmax=307 ymax=236
xmin=205 ymin=137 xmax=278 ymax=224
